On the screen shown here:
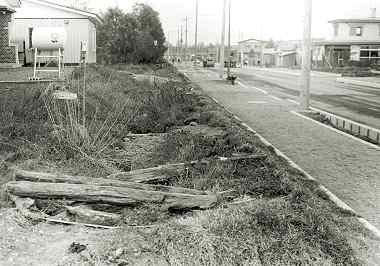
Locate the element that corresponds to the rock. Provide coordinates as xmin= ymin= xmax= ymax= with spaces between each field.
xmin=189 ymin=122 xmax=198 ymax=127
xmin=0 ymin=152 xmax=16 ymax=162
xmin=68 ymin=242 xmax=87 ymax=254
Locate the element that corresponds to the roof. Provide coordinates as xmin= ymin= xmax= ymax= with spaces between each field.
xmin=329 ymin=18 xmax=380 ymax=24
xmin=238 ymin=38 xmax=264 ymax=44
xmin=0 ymin=0 xmax=20 ymax=11
xmin=280 ymin=51 xmax=297 ymax=56
xmin=23 ymin=0 xmax=102 ymax=23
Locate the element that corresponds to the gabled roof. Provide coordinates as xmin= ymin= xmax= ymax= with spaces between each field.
xmin=329 ymin=18 xmax=380 ymax=24
xmin=23 ymin=0 xmax=102 ymax=23
xmin=238 ymin=38 xmax=264 ymax=44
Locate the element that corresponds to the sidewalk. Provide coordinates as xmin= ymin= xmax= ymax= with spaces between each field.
xmin=182 ymin=66 xmax=380 ymax=230
xmin=245 ymin=66 xmax=342 ymax=78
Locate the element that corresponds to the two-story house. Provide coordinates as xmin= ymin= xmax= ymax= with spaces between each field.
xmin=0 ymin=0 xmax=21 ymax=68
xmin=314 ymin=8 xmax=380 ymax=68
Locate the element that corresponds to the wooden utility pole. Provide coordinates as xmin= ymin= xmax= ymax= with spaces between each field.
xmin=227 ymin=0 xmax=231 ymax=78
xmin=300 ymin=0 xmax=312 ymax=110
xmin=194 ymin=0 xmax=199 ymax=59
xmin=219 ymin=0 xmax=227 ymax=78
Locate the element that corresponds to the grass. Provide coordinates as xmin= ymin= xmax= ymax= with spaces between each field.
xmin=0 ymin=63 xmax=377 ymax=265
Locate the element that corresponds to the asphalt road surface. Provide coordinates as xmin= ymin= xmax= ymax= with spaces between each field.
xmin=214 ymin=67 xmax=380 ymax=129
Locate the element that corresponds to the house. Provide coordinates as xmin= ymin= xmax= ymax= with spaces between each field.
xmin=13 ymin=0 xmax=102 ymax=64
xmin=313 ymin=8 xmax=380 ymax=68
xmin=0 ymin=0 xmax=21 ymax=68
xmin=238 ymin=39 xmax=267 ymax=66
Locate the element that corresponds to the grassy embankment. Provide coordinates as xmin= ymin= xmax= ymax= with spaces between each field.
xmin=0 ymin=64 xmax=378 ymax=265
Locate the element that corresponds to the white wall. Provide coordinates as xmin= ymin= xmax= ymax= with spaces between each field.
xmin=13 ymin=0 xmax=97 ymax=63
xmin=332 ymin=23 xmax=380 ymax=41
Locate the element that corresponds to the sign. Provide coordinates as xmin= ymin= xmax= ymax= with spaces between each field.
xmin=53 ymin=91 xmax=78 ymax=100
xmin=350 ymin=45 xmax=360 ymax=61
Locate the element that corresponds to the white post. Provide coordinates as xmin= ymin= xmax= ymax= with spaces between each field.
xmin=300 ymin=0 xmax=312 ymax=110
xmin=58 ymin=48 xmax=61 ymax=79
xmin=227 ymin=0 xmax=231 ymax=78
xmin=219 ymin=0 xmax=227 ymax=78
xmin=33 ymin=48 xmax=37 ymax=78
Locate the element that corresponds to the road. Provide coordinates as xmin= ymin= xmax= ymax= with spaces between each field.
xmin=220 ymin=67 xmax=380 ymax=129
xmin=178 ymin=63 xmax=380 ymax=230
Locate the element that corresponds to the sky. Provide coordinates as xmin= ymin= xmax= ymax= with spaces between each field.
xmin=62 ymin=0 xmax=380 ymax=45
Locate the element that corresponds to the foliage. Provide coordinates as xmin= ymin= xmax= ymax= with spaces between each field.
xmin=97 ymin=4 xmax=167 ymax=64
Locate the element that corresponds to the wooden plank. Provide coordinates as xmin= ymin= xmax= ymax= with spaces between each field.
xmin=5 ymin=181 xmax=218 ymax=210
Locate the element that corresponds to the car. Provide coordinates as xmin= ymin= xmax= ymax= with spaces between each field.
xmin=203 ymin=58 xmax=215 ymax=67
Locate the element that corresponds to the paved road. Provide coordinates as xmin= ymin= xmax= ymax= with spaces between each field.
xmin=217 ymin=67 xmax=380 ymax=130
xmin=179 ymin=64 xmax=380 ymax=230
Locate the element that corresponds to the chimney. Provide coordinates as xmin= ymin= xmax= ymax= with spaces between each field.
xmin=370 ymin=8 xmax=377 ymax=18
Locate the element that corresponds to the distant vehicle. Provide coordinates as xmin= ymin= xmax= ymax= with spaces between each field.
xmin=203 ymin=58 xmax=215 ymax=67
xmin=224 ymin=60 xmax=237 ymax=68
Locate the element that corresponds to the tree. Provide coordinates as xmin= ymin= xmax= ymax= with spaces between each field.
xmin=96 ymin=4 xmax=167 ymax=64
xmin=132 ymin=3 xmax=167 ymax=63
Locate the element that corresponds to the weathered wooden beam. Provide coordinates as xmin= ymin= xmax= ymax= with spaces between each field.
xmin=5 ymin=181 xmax=218 ymax=209
xmin=14 ymin=169 xmax=207 ymax=195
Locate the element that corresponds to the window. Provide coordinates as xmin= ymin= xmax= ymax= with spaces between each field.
xmin=355 ymin=27 xmax=362 ymax=36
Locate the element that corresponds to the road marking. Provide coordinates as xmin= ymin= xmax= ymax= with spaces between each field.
xmin=269 ymin=95 xmax=283 ymax=101
xmin=238 ymin=81 xmax=268 ymax=94
xmin=248 ymin=101 xmax=267 ymax=104
xmin=290 ymin=110 xmax=380 ymax=151
xmin=287 ymin=98 xmax=300 ymax=105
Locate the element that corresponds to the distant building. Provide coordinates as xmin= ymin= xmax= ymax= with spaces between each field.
xmin=0 ymin=0 xmax=21 ymax=67
xmin=13 ymin=0 xmax=102 ymax=65
xmin=314 ymin=8 xmax=380 ymax=68
xmin=238 ymin=39 xmax=267 ymax=66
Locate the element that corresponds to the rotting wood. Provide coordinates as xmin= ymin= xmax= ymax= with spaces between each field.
xmin=108 ymin=154 xmax=266 ymax=182
xmin=9 ymin=194 xmax=45 ymax=221
xmin=14 ymin=169 xmax=207 ymax=195
xmin=65 ymin=205 xmax=121 ymax=226
xmin=5 ymin=181 xmax=218 ymax=209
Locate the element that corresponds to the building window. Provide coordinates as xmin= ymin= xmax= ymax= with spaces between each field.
xmin=355 ymin=27 xmax=362 ymax=36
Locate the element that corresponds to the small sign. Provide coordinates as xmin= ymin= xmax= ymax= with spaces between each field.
xmin=53 ymin=91 xmax=78 ymax=100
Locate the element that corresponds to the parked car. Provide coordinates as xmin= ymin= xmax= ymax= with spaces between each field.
xmin=203 ymin=58 xmax=215 ymax=67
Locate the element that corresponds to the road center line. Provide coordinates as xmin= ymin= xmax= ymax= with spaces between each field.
xmin=238 ymin=81 xmax=268 ymax=94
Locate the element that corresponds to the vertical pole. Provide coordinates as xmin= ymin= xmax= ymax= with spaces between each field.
xmin=82 ymin=51 xmax=86 ymax=127
xmin=33 ymin=48 xmax=37 ymax=78
xmin=185 ymin=17 xmax=188 ymax=61
xmin=58 ymin=48 xmax=61 ymax=79
xmin=227 ymin=0 xmax=231 ymax=78
xmin=300 ymin=0 xmax=312 ymax=110
xmin=194 ymin=0 xmax=199 ymax=59
xmin=219 ymin=0 xmax=227 ymax=78
xmin=177 ymin=28 xmax=180 ymax=60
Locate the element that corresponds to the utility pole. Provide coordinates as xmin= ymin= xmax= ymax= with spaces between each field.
xmin=177 ymin=27 xmax=180 ymax=59
xmin=194 ymin=0 xmax=199 ymax=59
xmin=219 ymin=0 xmax=227 ymax=78
xmin=300 ymin=0 xmax=312 ymax=110
xmin=180 ymin=24 xmax=183 ymax=61
xmin=227 ymin=0 xmax=231 ymax=78
xmin=185 ymin=17 xmax=188 ymax=61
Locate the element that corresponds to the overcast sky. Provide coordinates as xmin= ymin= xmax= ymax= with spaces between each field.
xmin=81 ymin=0 xmax=379 ymax=45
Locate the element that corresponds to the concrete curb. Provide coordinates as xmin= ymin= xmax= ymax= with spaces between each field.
xmin=209 ymin=96 xmax=380 ymax=240
xmin=336 ymin=77 xmax=380 ymax=89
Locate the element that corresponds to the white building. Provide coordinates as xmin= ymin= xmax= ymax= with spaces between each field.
xmin=314 ymin=8 xmax=380 ymax=67
xmin=13 ymin=0 xmax=101 ymax=64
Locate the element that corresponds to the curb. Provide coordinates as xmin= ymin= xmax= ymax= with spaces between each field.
xmin=336 ymin=77 xmax=380 ymax=89
xmin=209 ymin=96 xmax=380 ymax=240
